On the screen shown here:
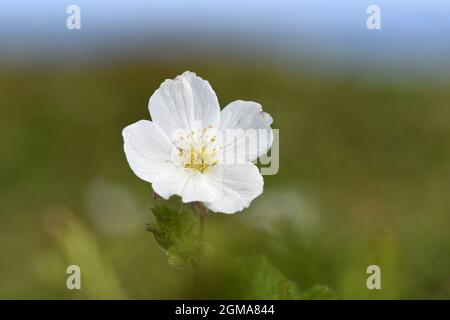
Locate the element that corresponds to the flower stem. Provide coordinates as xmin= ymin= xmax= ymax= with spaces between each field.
xmin=191 ymin=202 xmax=209 ymax=291
xmin=193 ymin=202 xmax=208 ymax=249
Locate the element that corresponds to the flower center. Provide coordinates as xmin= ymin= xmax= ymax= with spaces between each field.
xmin=176 ymin=126 xmax=218 ymax=173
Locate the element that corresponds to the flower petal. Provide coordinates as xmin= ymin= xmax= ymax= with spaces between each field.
xmin=122 ymin=120 xmax=175 ymax=183
xmin=152 ymin=167 xmax=217 ymax=203
xmin=219 ymin=100 xmax=273 ymax=162
xmin=203 ymin=163 xmax=264 ymax=214
xmin=148 ymin=71 xmax=220 ymax=139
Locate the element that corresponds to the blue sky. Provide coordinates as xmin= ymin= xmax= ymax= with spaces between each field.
xmin=1 ymin=0 xmax=449 ymax=70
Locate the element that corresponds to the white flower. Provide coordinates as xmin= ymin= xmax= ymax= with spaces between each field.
xmin=122 ymin=71 xmax=273 ymax=214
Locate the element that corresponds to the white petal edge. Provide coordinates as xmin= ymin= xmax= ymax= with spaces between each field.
xmin=148 ymin=71 xmax=221 ymax=139
xmin=203 ymin=163 xmax=264 ymax=214
xmin=152 ymin=167 xmax=217 ymax=203
xmin=219 ymin=100 xmax=273 ymax=162
xmin=122 ymin=120 xmax=175 ymax=183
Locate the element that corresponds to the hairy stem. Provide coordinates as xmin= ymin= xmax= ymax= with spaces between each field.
xmin=192 ymin=202 xmax=208 ymax=248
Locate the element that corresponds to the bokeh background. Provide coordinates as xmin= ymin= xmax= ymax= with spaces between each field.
xmin=1 ymin=0 xmax=449 ymax=299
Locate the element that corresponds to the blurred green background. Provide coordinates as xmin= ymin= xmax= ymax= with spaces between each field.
xmin=1 ymin=62 xmax=449 ymax=299
xmin=1 ymin=0 xmax=450 ymax=299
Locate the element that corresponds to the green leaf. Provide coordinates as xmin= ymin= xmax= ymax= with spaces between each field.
xmin=298 ymin=285 xmax=335 ymax=300
xmin=251 ymin=256 xmax=301 ymax=299
xmin=146 ymin=204 xmax=199 ymax=268
xmin=250 ymin=256 xmax=335 ymax=300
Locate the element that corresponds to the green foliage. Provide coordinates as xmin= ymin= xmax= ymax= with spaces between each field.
xmin=298 ymin=285 xmax=335 ymax=300
xmin=251 ymin=256 xmax=301 ymax=299
xmin=250 ymin=257 xmax=334 ymax=300
xmin=146 ymin=204 xmax=335 ymax=299
xmin=56 ymin=217 xmax=128 ymax=299
xmin=146 ymin=204 xmax=200 ymax=268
